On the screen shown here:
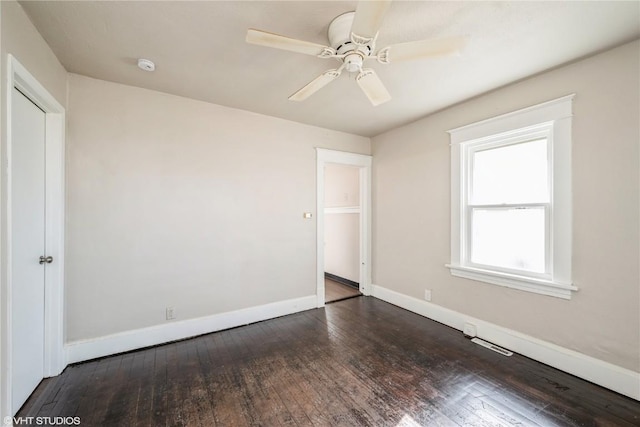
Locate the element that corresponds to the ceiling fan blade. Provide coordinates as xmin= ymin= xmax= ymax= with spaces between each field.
xmin=356 ymin=69 xmax=391 ymax=106
xmin=350 ymin=0 xmax=392 ymax=44
xmin=289 ymin=69 xmax=341 ymax=101
xmin=247 ymin=29 xmax=332 ymax=57
xmin=377 ymin=36 xmax=467 ymax=63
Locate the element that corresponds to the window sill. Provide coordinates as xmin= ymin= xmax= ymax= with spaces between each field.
xmin=445 ymin=264 xmax=577 ymax=299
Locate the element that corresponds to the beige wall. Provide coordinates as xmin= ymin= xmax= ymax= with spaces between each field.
xmin=66 ymin=74 xmax=370 ymax=342
xmin=324 ymin=164 xmax=360 ymax=282
xmin=0 ymin=0 xmax=68 ymax=418
xmin=372 ymin=40 xmax=640 ymax=371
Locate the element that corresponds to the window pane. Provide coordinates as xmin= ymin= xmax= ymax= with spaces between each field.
xmin=472 ymin=139 xmax=548 ymax=204
xmin=471 ymin=207 xmax=546 ymax=273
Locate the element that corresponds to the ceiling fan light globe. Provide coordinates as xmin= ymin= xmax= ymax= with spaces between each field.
xmin=344 ymin=53 xmax=363 ymax=73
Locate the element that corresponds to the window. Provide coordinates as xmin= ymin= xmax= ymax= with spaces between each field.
xmin=447 ymin=95 xmax=576 ymax=299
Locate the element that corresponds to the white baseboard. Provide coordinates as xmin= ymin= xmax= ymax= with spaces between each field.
xmin=65 ymin=295 xmax=317 ymax=365
xmin=371 ymin=284 xmax=640 ymax=401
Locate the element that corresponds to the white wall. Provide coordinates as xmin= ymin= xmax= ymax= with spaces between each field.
xmin=0 ymin=0 xmax=68 ymax=419
xmin=324 ymin=164 xmax=360 ymax=208
xmin=66 ymin=74 xmax=370 ymax=342
xmin=372 ymin=40 xmax=639 ymax=372
xmin=324 ymin=164 xmax=360 ymax=282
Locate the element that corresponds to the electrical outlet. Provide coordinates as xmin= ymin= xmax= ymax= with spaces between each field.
xmin=424 ymin=289 xmax=432 ymax=302
xmin=166 ymin=307 xmax=175 ymax=320
xmin=463 ymin=322 xmax=477 ymax=338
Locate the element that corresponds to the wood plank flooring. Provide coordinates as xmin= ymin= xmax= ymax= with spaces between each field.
xmin=18 ymin=297 xmax=640 ymax=426
xmin=325 ymin=278 xmax=361 ymax=303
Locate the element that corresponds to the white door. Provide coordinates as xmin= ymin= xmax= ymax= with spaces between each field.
xmin=11 ymin=87 xmax=47 ymax=414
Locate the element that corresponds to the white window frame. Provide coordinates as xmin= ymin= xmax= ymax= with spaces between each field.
xmin=447 ymin=95 xmax=577 ymax=299
xmin=464 ymin=125 xmax=552 ymax=278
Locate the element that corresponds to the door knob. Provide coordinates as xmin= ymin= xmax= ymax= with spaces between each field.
xmin=39 ymin=256 xmax=53 ymax=265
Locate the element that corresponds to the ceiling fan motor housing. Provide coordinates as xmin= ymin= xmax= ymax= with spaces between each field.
xmin=328 ymin=11 xmax=372 ymax=69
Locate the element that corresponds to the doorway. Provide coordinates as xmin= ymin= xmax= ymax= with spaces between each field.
xmin=316 ymin=149 xmax=372 ymax=307
xmin=323 ymin=164 xmax=362 ymax=303
xmin=2 ymin=56 xmax=66 ymax=417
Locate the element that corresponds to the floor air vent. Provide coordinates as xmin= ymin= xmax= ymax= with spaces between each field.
xmin=471 ymin=337 xmax=513 ymax=356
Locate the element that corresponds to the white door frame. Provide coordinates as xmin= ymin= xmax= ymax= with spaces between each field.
xmin=316 ymin=148 xmax=372 ymax=307
xmin=2 ymin=55 xmax=66 ymax=416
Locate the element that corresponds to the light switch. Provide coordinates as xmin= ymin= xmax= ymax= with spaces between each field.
xmin=303 ymin=212 xmax=313 ymax=219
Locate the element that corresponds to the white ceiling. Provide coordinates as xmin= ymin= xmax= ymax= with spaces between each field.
xmin=20 ymin=1 xmax=640 ymax=137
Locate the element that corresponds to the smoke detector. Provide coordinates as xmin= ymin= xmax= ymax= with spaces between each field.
xmin=137 ymin=58 xmax=155 ymax=72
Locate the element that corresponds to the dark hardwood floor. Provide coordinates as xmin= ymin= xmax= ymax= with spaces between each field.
xmin=18 ymin=297 xmax=640 ymax=426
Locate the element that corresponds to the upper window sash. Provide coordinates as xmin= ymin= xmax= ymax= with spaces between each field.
xmin=464 ymin=125 xmax=552 ymax=205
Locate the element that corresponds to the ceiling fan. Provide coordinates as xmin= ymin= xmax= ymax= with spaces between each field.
xmin=246 ymin=0 xmax=466 ymax=106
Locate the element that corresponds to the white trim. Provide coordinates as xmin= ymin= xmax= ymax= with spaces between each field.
xmin=316 ymin=148 xmax=372 ymax=308
xmin=448 ymin=94 xmax=575 ymax=141
xmin=371 ymin=285 xmax=640 ymax=401
xmin=66 ymin=295 xmax=317 ymax=364
xmin=448 ymin=95 xmax=574 ymax=298
xmin=324 ymin=206 xmax=360 ymax=215
xmin=2 ymin=56 xmax=66 ymax=417
xmin=446 ymin=264 xmax=577 ymax=299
